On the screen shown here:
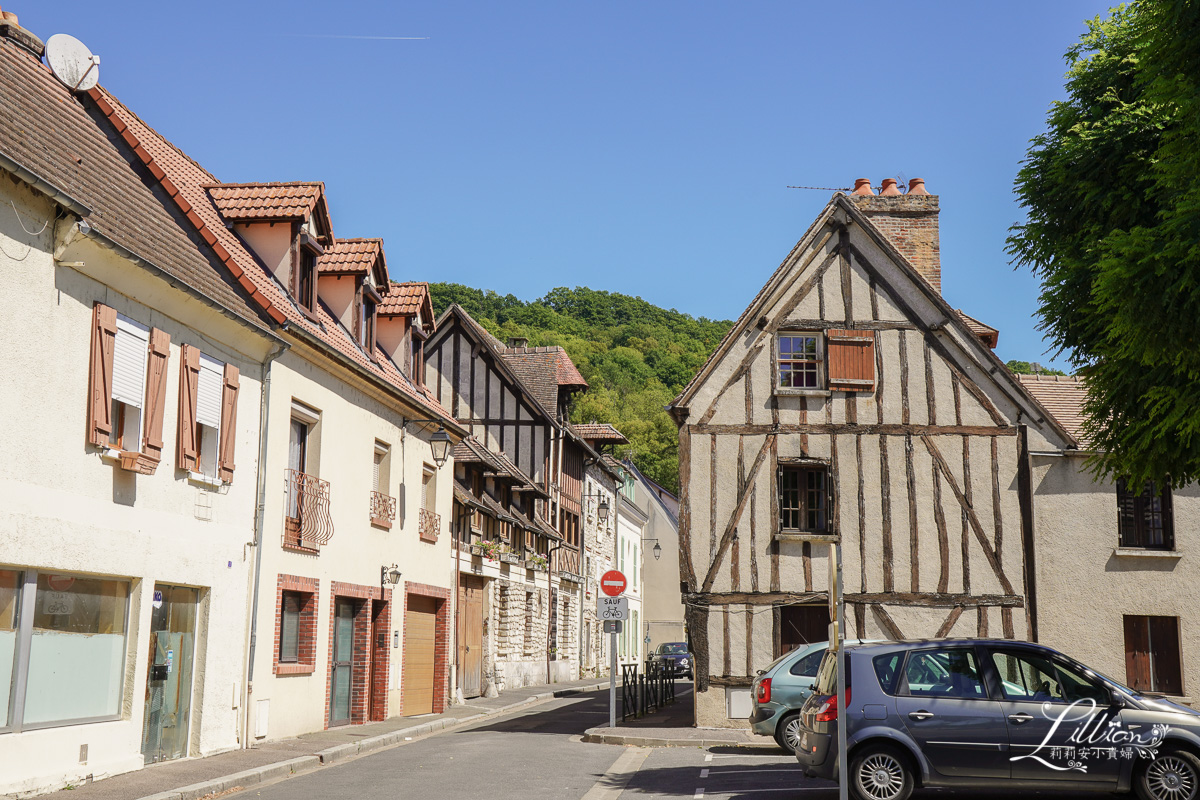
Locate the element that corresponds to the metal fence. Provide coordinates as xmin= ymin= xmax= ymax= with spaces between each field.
xmin=621 ymin=659 xmax=680 ymax=722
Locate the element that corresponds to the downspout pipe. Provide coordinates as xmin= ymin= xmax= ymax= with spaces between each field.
xmin=243 ymin=340 xmax=288 ymax=745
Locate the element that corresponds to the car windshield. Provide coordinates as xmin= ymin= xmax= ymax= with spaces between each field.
xmin=657 ymin=643 xmax=688 ymax=655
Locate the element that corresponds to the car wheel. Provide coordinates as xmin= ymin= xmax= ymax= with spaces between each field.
xmin=1136 ymin=747 xmax=1200 ymax=800
xmin=848 ymin=744 xmax=914 ymax=800
xmin=774 ymin=712 xmax=802 ymax=753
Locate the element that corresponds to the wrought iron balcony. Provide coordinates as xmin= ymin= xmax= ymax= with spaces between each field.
xmin=284 ymin=469 xmax=333 ymax=550
xmin=370 ymin=490 xmax=396 ymax=529
xmin=419 ymin=508 xmax=441 ymax=543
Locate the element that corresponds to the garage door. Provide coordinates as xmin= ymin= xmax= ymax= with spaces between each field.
xmin=403 ymin=596 xmax=437 ymax=716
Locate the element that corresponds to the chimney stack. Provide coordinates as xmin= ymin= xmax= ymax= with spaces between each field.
xmin=848 ymin=177 xmax=941 ymax=293
xmin=0 ymin=7 xmax=45 ymax=59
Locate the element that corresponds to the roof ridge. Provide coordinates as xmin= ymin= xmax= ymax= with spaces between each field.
xmin=98 ymin=88 xmax=221 ymax=185
xmin=207 ymin=180 xmax=325 ymax=189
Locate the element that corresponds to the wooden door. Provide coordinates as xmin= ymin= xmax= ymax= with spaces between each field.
xmin=779 ymin=605 xmax=828 ymax=655
xmin=458 ymin=577 xmax=485 ymax=698
xmin=403 ymin=596 xmax=437 ymax=715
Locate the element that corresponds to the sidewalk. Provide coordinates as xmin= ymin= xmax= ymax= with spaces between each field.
xmin=44 ymin=677 xmax=610 ymax=800
xmin=581 ymin=682 xmax=780 ymax=750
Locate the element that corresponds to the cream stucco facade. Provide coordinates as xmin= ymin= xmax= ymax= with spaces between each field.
xmin=0 ymin=181 xmax=276 ymax=795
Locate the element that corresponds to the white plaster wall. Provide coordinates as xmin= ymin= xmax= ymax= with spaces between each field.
xmin=1033 ymin=459 xmax=1200 ymax=698
xmin=0 ymin=184 xmax=272 ymax=795
xmin=247 ymin=348 xmax=457 ymax=740
xmin=235 ymin=223 xmax=291 ymax=284
xmin=317 ymin=275 xmax=357 ymax=331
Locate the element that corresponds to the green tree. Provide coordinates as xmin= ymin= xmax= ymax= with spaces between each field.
xmin=1007 ymin=0 xmax=1200 ymax=487
xmin=429 ymin=284 xmax=732 ymax=492
xmin=1005 ymin=360 xmax=1068 ymax=377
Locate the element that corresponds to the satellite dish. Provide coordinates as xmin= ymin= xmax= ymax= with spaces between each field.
xmin=46 ymin=33 xmax=100 ymax=92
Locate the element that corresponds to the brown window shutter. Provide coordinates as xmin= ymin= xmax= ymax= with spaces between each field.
xmin=1149 ymin=616 xmax=1182 ymax=694
xmin=177 ymin=344 xmax=201 ymax=471
xmin=218 ymin=363 xmax=240 ymax=482
xmin=141 ymin=328 xmax=171 ymax=461
xmin=87 ymin=303 xmax=118 ymax=446
xmin=1123 ymin=615 xmax=1151 ymax=692
xmin=826 ymin=329 xmax=875 ymax=392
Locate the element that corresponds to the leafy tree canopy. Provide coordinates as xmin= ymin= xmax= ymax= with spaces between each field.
xmin=429 ymin=284 xmax=732 ymax=493
xmin=1005 ymin=360 xmax=1069 ymax=376
xmin=1007 ymin=0 xmax=1200 ymax=487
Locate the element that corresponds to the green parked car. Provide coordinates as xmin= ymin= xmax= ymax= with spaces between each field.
xmin=750 ymin=640 xmax=875 ymax=751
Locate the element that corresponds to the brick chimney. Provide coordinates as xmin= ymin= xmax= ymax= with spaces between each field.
xmin=0 ymin=8 xmax=45 ymax=59
xmin=849 ymin=177 xmax=941 ymax=293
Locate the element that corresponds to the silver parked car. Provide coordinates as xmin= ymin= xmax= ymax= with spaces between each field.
xmin=795 ymin=639 xmax=1200 ymax=800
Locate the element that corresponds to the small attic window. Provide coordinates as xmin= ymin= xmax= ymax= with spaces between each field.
xmin=295 ymin=232 xmax=322 ymax=317
xmin=361 ymin=296 xmax=377 ymax=350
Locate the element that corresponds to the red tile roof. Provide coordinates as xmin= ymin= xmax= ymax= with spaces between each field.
xmin=956 ymin=309 xmax=999 ymax=349
xmin=208 ymin=182 xmax=324 ymax=221
xmin=501 ymin=346 xmax=588 ymax=417
xmin=0 ymin=39 xmax=270 ymax=334
xmin=572 ymin=422 xmax=629 ymax=445
xmin=317 ymin=237 xmax=387 ymax=285
xmin=1017 ymin=374 xmax=1087 ymax=443
xmin=380 ymin=281 xmax=432 ymax=319
xmin=87 ymin=86 xmax=454 ymax=423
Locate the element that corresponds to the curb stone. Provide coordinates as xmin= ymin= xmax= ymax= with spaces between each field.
xmin=133 ymin=682 xmax=610 ymax=800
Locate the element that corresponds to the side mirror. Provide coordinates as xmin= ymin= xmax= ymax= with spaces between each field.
xmin=756 ymin=669 xmax=766 ymax=676
xmin=1110 ymin=689 xmax=1126 ymax=709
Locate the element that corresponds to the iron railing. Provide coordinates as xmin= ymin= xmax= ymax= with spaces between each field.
xmin=370 ymin=490 xmax=396 ymax=528
xmin=621 ymin=659 xmax=679 ymax=722
xmin=419 ymin=508 xmax=441 ymax=542
xmin=284 ymin=469 xmax=333 ymax=549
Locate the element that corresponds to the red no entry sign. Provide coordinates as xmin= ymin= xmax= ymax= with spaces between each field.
xmin=600 ymin=570 xmax=627 ymax=597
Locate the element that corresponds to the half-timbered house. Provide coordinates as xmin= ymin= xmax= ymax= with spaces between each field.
xmin=668 ymin=179 xmax=1078 ymax=726
xmin=428 ymin=305 xmax=606 ymax=683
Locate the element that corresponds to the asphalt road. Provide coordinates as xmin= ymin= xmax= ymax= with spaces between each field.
xmin=231 ymin=689 xmax=1132 ymax=800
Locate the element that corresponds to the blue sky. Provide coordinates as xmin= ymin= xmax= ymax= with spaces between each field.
xmin=26 ymin=1 xmax=1115 ymax=370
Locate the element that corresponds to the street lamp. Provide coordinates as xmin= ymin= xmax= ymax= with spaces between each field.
xmin=582 ymin=491 xmax=610 ymax=522
xmin=380 ymin=564 xmax=402 ymax=591
xmin=403 ymin=418 xmax=454 ymax=467
xmin=644 ymin=538 xmax=662 ymax=561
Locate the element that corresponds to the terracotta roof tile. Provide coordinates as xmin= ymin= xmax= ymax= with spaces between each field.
xmin=0 ymin=40 xmax=269 ymax=333
xmin=317 ymin=237 xmax=381 ymax=274
xmin=572 ymin=422 xmax=629 ymax=445
xmin=956 ymin=309 xmax=999 ymax=349
xmin=90 ymin=85 xmax=453 ymax=423
xmin=380 ymin=281 xmax=431 ymax=318
xmin=501 ymin=346 xmax=588 ymax=417
xmin=208 ymin=182 xmax=324 ymax=221
xmin=1017 ymin=374 xmax=1087 ymax=443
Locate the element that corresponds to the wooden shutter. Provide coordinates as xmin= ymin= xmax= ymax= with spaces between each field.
xmin=1149 ymin=616 xmax=1183 ymax=694
xmin=218 ymin=363 xmax=240 ymax=482
xmin=87 ymin=303 xmax=118 ymax=446
xmin=177 ymin=345 xmax=201 ymax=471
xmin=141 ymin=328 xmax=171 ymax=461
xmin=826 ymin=329 xmax=875 ymax=392
xmin=1123 ymin=615 xmax=1151 ymax=692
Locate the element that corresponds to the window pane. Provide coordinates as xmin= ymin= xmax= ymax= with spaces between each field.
xmin=280 ymin=594 xmax=300 ymax=662
xmin=25 ymin=575 xmax=128 ymax=725
xmin=0 ymin=569 xmax=20 ymax=727
xmin=904 ymin=649 xmax=985 ymax=698
xmin=990 ymin=651 xmax=1064 ymax=702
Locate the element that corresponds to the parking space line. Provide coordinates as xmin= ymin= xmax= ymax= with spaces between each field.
xmin=701 ymin=788 xmax=833 ymax=795
xmin=704 ymin=753 xmax=713 ymax=762
xmin=700 ymin=769 xmax=709 ymax=778
xmin=694 ymin=788 xmax=705 ymax=799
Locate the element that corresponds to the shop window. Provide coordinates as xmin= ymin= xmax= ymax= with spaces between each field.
xmin=0 ymin=569 xmax=130 ymax=731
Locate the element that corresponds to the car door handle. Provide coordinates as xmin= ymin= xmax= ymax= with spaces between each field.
xmin=1008 ymin=712 xmax=1034 ymax=724
xmin=908 ymin=710 xmax=935 ymax=721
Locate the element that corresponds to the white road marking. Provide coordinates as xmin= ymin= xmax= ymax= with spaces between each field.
xmin=704 ymin=753 xmax=713 ymax=762
xmin=694 ymin=789 xmax=705 ymax=799
xmin=707 ymin=769 xmax=809 ymax=774
xmin=700 ymin=769 xmax=709 ymax=778
xmin=706 ymin=754 xmax=789 ymax=759
xmin=702 ymin=789 xmax=833 ymax=795
xmin=579 ymin=746 xmax=651 ymax=800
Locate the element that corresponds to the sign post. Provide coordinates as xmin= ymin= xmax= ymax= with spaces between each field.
xmin=600 ymin=570 xmax=627 ymax=729
xmin=832 ymin=543 xmax=848 ymax=800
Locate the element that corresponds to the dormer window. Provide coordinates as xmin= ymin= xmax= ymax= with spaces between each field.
xmin=360 ymin=283 xmax=381 ymax=352
xmin=296 ymin=232 xmax=323 ymax=316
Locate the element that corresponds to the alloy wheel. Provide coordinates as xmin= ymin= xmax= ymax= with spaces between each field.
xmin=855 ymin=752 xmax=906 ymax=800
xmin=782 ymin=716 xmax=803 ymax=751
xmin=1146 ymin=756 xmax=1198 ymax=800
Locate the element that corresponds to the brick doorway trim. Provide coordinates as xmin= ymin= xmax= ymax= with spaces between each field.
xmin=325 ymin=581 xmax=391 ymax=728
xmin=400 ymin=582 xmax=451 ymax=716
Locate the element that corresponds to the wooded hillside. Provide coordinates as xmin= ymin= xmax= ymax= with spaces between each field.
xmin=429 ymin=284 xmax=732 ymax=493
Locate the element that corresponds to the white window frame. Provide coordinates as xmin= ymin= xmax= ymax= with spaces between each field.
xmin=773 ymin=331 xmax=828 ymax=396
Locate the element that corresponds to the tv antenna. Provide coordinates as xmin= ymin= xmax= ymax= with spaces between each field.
xmin=46 ymin=33 xmax=100 ymax=92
